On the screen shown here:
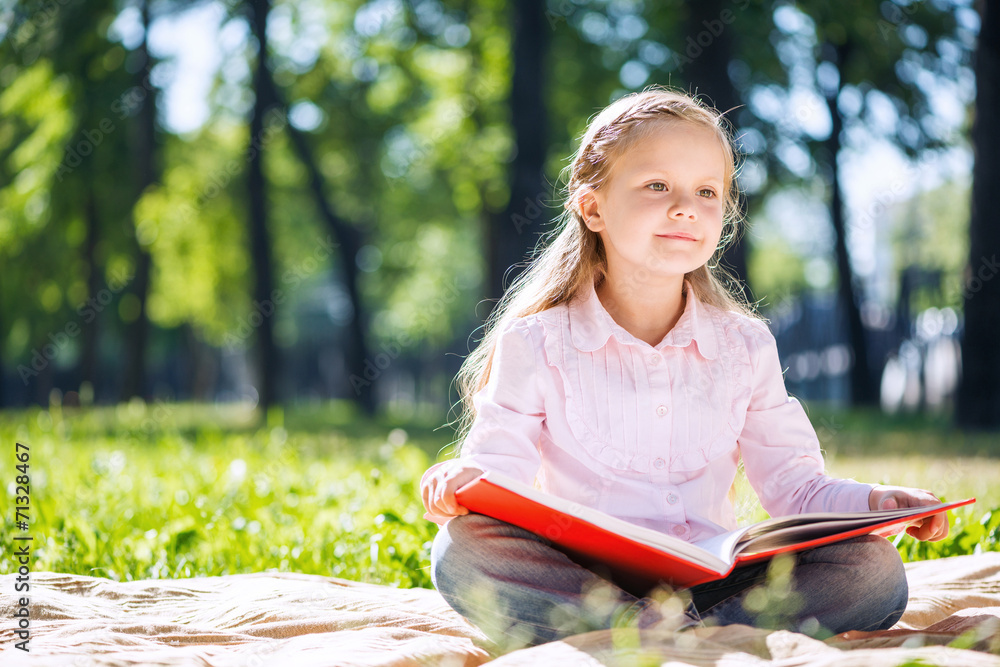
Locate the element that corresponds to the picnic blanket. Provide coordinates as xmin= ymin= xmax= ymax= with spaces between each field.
xmin=2 ymin=552 xmax=999 ymax=666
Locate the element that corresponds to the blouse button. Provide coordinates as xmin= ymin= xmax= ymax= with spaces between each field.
xmin=653 ymin=457 xmax=666 ymax=469
xmin=650 ymin=354 xmax=661 ymax=365
xmin=666 ymin=493 xmax=679 ymax=505
xmin=672 ymin=524 xmax=687 ymax=536
xmin=656 ymin=405 xmax=668 ymax=417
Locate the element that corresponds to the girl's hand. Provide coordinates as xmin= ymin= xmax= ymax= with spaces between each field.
xmin=421 ymin=461 xmax=484 ymax=518
xmin=868 ymin=484 xmax=950 ymax=542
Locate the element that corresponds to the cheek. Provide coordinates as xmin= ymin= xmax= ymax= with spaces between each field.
xmin=705 ymin=211 xmax=726 ymax=244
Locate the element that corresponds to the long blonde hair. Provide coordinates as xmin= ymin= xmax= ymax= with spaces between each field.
xmin=453 ymin=85 xmax=756 ymax=447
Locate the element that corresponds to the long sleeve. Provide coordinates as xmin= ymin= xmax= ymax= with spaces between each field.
xmin=421 ymin=318 xmax=545 ymax=524
xmin=458 ymin=318 xmax=545 ymax=482
xmin=738 ymin=322 xmax=873 ymax=517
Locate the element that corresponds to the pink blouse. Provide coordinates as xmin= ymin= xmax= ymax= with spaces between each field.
xmin=423 ymin=279 xmax=873 ymax=543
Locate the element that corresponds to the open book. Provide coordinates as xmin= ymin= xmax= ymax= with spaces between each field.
xmin=454 ymin=471 xmax=974 ymax=590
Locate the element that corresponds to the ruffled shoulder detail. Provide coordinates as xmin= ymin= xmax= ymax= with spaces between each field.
xmin=535 ymin=305 xmax=651 ymax=472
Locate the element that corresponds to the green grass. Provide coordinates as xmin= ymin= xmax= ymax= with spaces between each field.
xmin=0 ymin=400 xmax=452 ymax=586
xmin=1 ymin=400 xmax=998 ymax=586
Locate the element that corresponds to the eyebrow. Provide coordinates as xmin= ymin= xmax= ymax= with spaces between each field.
xmin=634 ymin=169 xmax=723 ymax=186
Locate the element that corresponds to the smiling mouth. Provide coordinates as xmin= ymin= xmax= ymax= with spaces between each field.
xmin=656 ymin=233 xmax=698 ymax=241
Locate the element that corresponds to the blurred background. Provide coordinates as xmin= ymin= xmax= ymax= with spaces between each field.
xmin=1 ymin=0 xmax=998 ymax=427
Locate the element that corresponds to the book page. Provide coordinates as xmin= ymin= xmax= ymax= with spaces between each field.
xmin=691 ymin=527 xmax=754 ymax=565
xmin=735 ymin=500 xmax=969 ymax=556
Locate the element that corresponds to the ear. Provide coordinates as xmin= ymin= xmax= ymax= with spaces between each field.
xmin=578 ymin=186 xmax=605 ymax=233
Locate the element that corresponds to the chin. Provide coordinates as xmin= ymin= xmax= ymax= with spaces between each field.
xmin=645 ymin=253 xmax=710 ymax=275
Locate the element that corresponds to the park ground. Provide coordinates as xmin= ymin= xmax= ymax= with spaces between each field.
xmin=1 ymin=401 xmax=998 ymax=585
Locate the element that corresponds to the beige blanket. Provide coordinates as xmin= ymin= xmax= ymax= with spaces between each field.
xmin=2 ymin=553 xmax=999 ymax=666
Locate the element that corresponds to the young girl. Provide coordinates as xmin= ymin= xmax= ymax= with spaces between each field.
xmin=420 ymin=86 xmax=949 ymax=647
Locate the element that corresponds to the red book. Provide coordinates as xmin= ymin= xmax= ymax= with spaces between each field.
xmin=455 ymin=471 xmax=975 ymax=590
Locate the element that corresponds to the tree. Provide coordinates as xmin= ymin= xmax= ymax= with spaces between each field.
xmin=958 ymin=0 xmax=1000 ymax=428
xmin=678 ymin=0 xmax=751 ymax=290
xmin=0 ymin=0 xmax=138 ymax=405
xmin=742 ymin=1 xmax=973 ymax=405
xmin=821 ymin=37 xmax=877 ymax=405
xmin=247 ymin=0 xmax=280 ymax=411
xmin=487 ymin=0 xmax=549 ymax=306
xmin=263 ymin=70 xmax=376 ymax=414
xmin=122 ymin=0 xmax=159 ymax=400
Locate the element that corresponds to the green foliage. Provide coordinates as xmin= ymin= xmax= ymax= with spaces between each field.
xmin=0 ymin=59 xmax=78 ymax=358
xmin=890 ymin=178 xmax=971 ymax=310
xmin=747 ymin=239 xmax=809 ymax=305
xmin=134 ymin=127 xmax=254 ymax=343
xmin=895 ymin=507 xmax=1000 ymax=563
xmin=0 ymin=403 xmax=438 ymax=587
xmin=1 ymin=403 xmax=996 ymax=588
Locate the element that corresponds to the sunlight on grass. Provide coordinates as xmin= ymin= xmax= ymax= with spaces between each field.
xmin=0 ymin=401 xmax=439 ymax=586
xmin=1 ymin=401 xmax=997 ymax=584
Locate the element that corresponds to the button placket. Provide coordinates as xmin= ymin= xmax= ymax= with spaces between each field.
xmin=649 ymin=356 xmax=672 ymax=475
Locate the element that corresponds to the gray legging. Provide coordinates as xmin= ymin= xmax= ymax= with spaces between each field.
xmin=431 ymin=513 xmax=909 ymax=647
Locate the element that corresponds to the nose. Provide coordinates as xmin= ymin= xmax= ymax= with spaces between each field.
xmin=668 ymin=194 xmax=697 ymax=220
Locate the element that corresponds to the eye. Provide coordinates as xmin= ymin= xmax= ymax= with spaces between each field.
xmin=647 ymin=182 xmax=667 ymax=192
xmin=697 ymin=188 xmax=717 ymax=198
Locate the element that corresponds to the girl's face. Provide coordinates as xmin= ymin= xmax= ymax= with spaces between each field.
xmin=579 ymin=120 xmax=727 ymax=285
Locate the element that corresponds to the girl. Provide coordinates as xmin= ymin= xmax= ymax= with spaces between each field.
xmin=420 ymin=85 xmax=948 ymax=648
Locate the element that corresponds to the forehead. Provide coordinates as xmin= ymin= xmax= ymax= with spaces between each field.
xmin=620 ymin=120 xmax=727 ymax=178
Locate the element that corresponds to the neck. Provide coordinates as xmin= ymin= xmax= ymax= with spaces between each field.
xmin=595 ymin=270 xmax=687 ymax=347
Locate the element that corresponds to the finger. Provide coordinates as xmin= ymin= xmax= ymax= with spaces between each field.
xmin=910 ymin=490 xmax=940 ymax=507
xmin=881 ymin=496 xmax=899 ymax=510
xmin=929 ymin=513 xmax=949 ymax=541
xmin=906 ymin=521 xmax=929 ymax=540
xmin=908 ymin=516 xmax=939 ymax=541
xmin=433 ymin=483 xmax=450 ymax=515
xmin=422 ymin=478 xmax=439 ymax=513
xmin=439 ymin=483 xmax=460 ymax=515
xmin=444 ymin=477 xmax=467 ymax=514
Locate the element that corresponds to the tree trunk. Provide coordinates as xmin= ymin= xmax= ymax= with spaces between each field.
xmin=683 ymin=0 xmax=749 ymax=291
xmin=263 ymin=74 xmax=375 ymax=414
xmin=81 ymin=190 xmax=101 ymax=392
xmin=824 ymin=41 xmax=876 ymax=406
xmin=186 ymin=325 xmax=218 ymax=401
xmin=122 ymin=0 xmax=156 ymax=400
xmin=487 ymin=0 xmax=548 ymax=306
xmin=247 ymin=0 xmax=279 ymax=411
xmin=957 ymin=0 xmax=1000 ymax=428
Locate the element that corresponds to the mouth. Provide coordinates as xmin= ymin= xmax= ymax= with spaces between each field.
xmin=656 ymin=233 xmax=698 ymax=242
